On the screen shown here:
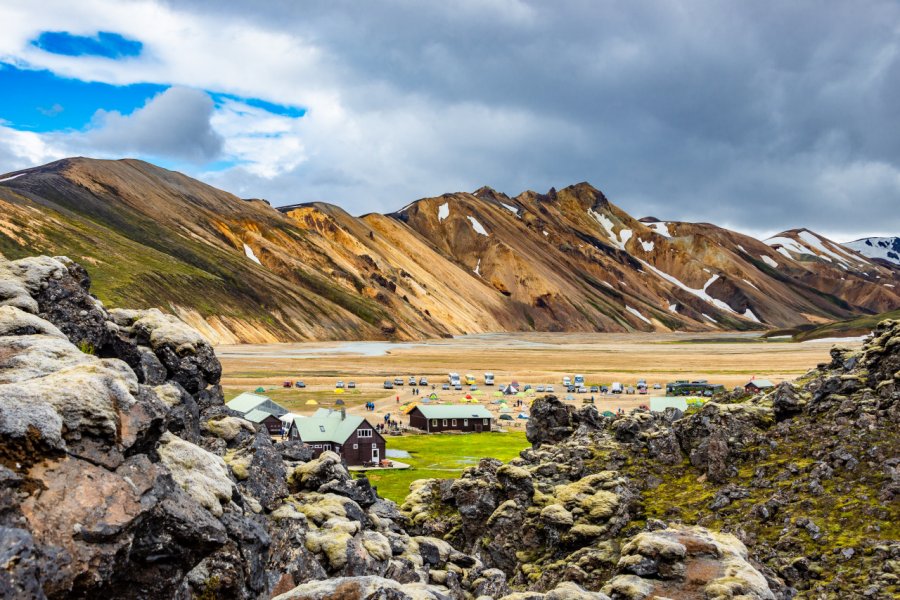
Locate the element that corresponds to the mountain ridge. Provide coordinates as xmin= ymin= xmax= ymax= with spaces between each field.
xmin=1 ymin=157 xmax=898 ymax=343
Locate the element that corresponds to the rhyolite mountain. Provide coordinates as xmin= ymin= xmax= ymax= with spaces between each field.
xmin=1 ymin=157 xmax=898 ymax=343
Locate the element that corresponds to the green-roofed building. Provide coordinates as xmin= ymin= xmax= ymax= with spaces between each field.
xmin=243 ymin=408 xmax=284 ymax=434
xmin=744 ymin=379 xmax=776 ymax=393
xmin=287 ymin=408 xmax=385 ymax=465
xmin=408 ymin=404 xmax=493 ymax=433
xmin=226 ymin=392 xmax=288 ymax=419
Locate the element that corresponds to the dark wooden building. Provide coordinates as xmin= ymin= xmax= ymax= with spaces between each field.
xmin=243 ymin=408 xmax=284 ymax=434
xmin=744 ymin=379 xmax=775 ymax=393
xmin=408 ymin=405 xmax=493 ymax=433
xmin=287 ymin=408 xmax=386 ymax=465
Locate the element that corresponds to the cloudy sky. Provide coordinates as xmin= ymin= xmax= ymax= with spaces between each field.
xmin=1 ymin=0 xmax=898 ymax=241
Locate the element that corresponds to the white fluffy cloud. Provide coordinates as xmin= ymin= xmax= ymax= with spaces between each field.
xmin=0 ymin=0 xmax=899 ymax=239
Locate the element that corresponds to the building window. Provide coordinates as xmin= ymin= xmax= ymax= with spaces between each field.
xmin=451 ymin=419 xmax=457 ymax=426
xmin=319 ymin=425 xmax=326 ymax=432
xmin=483 ymin=419 xmax=489 ymax=425
xmin=313 ymin=444 xmax=322 ymax=448
xmin=442 ymin=419 xmax=448 ymax=426
xmin=372 ymin=443 xmax=377 ymax=448
xmin=353 ymin=443 xmax=358 ymax=449
xmin=431 ymin=419 xmax=437 ymax=426
xmin=358 ymin=429 xmax=372 ymax=438
xmin=464 ymin=419 xmax=468 ymax=426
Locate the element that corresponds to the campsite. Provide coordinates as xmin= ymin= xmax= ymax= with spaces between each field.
xmin=217 ymin=331 xmax=858 ymax=499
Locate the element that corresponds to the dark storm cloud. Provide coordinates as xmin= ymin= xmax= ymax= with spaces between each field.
xmin=172 ymin=2 xmax=900 ymax=237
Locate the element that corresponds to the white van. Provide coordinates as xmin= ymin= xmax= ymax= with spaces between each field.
xmin=484 ymin=372 xmax=495 ymax=385
xmin=611 ymin=382 xmax=623 ymax=394
xmin=562 ymin=376 xmax=572 ymax=386
xmin=448 ymin=372 xmax=461 ymax=385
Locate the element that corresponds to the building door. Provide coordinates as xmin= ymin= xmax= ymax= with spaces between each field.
xmin=371 ymin=447 xmax=380 ymax=462
xmin=475 ymin=424 xmax=483 ymax=432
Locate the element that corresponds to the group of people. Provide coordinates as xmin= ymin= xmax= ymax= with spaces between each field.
xmin=376 ymin=420 xmax=399 ymax=433
xmin=364 ymin=401 xmax=377 ymax=411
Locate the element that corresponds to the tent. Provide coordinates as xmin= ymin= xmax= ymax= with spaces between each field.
xmin=565 ymin=394 xmax=575 ymax=401
xmin=500 ymin=407 xmax=512 ymax=413
xmin=334 ymin=388 xmax=344 ymax=394
xmin=335 ymin=399 xmax=345 ymax=405
xmin=429 ymin=393 xmax=439 ymax=401
xmin=499 ymin=414 xmax=514 ymax=421
xmin=493 ymin=391 xmax=503 ymax=398
xmin=465 ymin=394 xmax=472 ymax=399
xmin=601 ymin=410 xmax=615 ymax=417
xmin=305 ymin=399 xmax=318 ymax=405
xmin=515 ymin=391 xmax=525 ymax=397
xmin=255 ymin=387 xmax=266 ymax=393
xmin=517 ymin=412 xmax=529 ymax=419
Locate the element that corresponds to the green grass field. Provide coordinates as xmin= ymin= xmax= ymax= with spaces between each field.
xmin=360 ymin=432 xmax=530 ymax=503
xmin=223 ymin=386 xmax=389 ymax=412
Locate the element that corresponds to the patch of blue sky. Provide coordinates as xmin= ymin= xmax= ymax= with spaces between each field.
xmin=0 ymin=65 xmax=165 ymax=132
xmin=31 ymin=31 xmax=142 ymax=59
xmin=211 ymin=92 xmax=306 ymax=118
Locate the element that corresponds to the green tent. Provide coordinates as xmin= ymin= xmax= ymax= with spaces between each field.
xmin=255 ymin=387 xmax=266 ymax=393
xmin=602 ymin=410 xmax=615 ymax=417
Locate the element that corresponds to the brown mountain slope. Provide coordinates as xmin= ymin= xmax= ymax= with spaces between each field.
xmin=0 ymin=158 xmax=897 ymax=342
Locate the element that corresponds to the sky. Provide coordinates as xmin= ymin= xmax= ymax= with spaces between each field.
xmin=0 ymin=1 xmax=898 ymax=241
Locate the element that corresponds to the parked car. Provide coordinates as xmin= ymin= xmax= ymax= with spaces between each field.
xmin=589 ymin=385 xmax=599 ymax=393
xmin=336 ymin=381 xmax=345 ymax=389
xmin=347 ymin=381 xmax=356 ymax=389
xmin=295 ymin=381 xmax=306 ymax=388
xmin=653 ymin=383 xmax=662 ymax=389
xmin=576 ymin=386 xmax=587 ymax=394
xmin=394 ymin=378 xmax=404 ymax=386
xmin=442 ymin=383 xmax=450 ymax=390
xmin=546 ymin=385 xmax=555 ymax=393
xmin=419 ymin=377 xmax=428 ymax=386
xmin=637 ymin=379 xmax=647 ymax=388
xmin=523 ymin=384 xmax=532 ymax=391
xmin=535 ymin=385 xmax=545 ymax=392
xmin=625 ymin=386 xmax=636 ymax=394
xmin=454 ymin=384 xmax=463 ymax=391
xmin=600 ymin=385 xmax=609 ymax=394
xmin=566 ymin=385 xmax=576 ymax=393
xmin=384 ymin=380 xmax=394 ymax=389
xmin=283 ymin=381 xmax=292 ymax=388
xmin=409 ymin=376 xmax=417 ymax=386
xmin=470 ymin=385 xmax=479 ymax=391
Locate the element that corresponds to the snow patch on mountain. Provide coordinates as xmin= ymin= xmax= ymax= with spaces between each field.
xmin=474 ymin=258 xmax=481 ymax=276
xmin=626 ymin=305 xmax=652 ymax=325
xmin=743 ymin=308 xmax=761 ymax=323
xmin=846 ymin=237 xmax=900 ymax=267
xmin=639 ymin=238 xmax=654 ymax=252
xmin=639 ymin=260 xmax=736 ymax=314
xmin=589 ymin=209 xmax=631 ymax=249
xmin=760 ymin=255 xmax=778 ymax=269
xmin=438 ymin=202 xmax=449 ymax=221
xmin=243 ymin=244 xmax=261 ymax=265
xmin=0 ymin=173 xmax=25 ymax=183
xmin=500 ymin=202 xmax=521 ymax=217
xmin=467 ymin=216 xmax=488 ymax=236
xmin=645 ymin=221 xmax=672 ymax=238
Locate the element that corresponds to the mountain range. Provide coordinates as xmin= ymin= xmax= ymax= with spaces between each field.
xmin=0 ymin=157 xmax=897 ymax=343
